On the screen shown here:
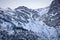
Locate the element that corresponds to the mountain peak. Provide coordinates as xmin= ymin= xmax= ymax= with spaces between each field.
xmin=54 ymin=0 xmax=60 ymax=3
xmin=15 ymin=6 xmax=28 ymax=10
xmin=44 ymin=0 xmax=60 ymax=27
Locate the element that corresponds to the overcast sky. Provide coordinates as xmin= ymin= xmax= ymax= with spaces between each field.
xmin=0 ymin=0 xmax=53 ymax=9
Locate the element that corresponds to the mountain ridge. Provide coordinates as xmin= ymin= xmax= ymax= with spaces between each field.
xmin=0 ymin=0 xmax=60 ymax=39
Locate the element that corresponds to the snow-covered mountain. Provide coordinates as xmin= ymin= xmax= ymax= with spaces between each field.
xmin=0 ymin=6 xmax=58 ymax=40
xmin=0 ymin=7 xmax=41 ymax=40
xmin=0 ymin=0 xmax=60 ymax=40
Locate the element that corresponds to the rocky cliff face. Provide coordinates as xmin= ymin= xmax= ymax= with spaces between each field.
xmin=43 ymin=0 xmax=60 ymax=40
xmin=44 ymin=0 xmax=60 ymax=27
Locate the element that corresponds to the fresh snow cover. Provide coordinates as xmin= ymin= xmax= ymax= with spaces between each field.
xmin=23 ymin=18 xmax=58 ymax=40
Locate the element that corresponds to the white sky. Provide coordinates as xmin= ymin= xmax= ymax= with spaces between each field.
xmin=0 ymin=0 xmax=53 ymax=9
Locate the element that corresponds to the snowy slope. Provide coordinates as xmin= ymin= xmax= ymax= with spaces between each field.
xmin=35 ymin=7 xmax=50 ymax=16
